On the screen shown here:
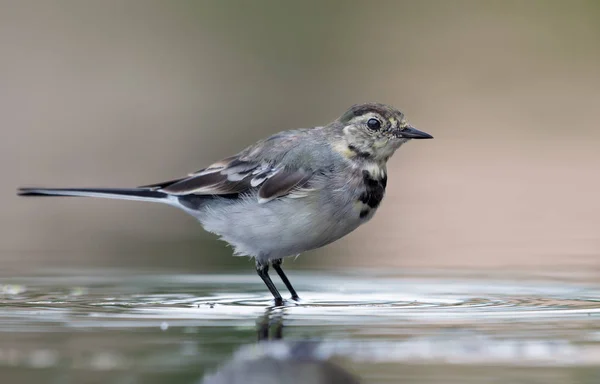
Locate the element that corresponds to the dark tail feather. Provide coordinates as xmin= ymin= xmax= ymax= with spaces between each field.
xmin=17 ymin=187 xmax=169 ymax=202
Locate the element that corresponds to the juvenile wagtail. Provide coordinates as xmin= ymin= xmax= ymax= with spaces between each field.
xmin=18 ymin=103 xmax=433 ymax=305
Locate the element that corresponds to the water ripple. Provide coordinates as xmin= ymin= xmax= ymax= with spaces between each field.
xmin=0 ymin=271 xmax=598 ymax=374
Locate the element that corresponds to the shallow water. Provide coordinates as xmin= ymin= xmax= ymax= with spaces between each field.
xmin=0 ymin=269 xmax=599 ymax=383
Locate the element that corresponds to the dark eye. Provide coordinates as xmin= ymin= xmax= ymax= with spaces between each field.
xmin=367 ymin=118 xmax=381 ymax=130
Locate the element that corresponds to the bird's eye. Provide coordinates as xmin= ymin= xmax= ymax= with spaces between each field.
xmin=367 ymin=118 xmax=381 ymax=130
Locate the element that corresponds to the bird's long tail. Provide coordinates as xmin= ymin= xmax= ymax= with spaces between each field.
xmin=17 ymin=187 xmax=169 ymax=203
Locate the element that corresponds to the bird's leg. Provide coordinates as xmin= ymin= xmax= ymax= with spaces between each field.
xmin=256 ymin=261 xmax=283 ymax=306
xmin=272 ymin=258 xmax=300 ymax=301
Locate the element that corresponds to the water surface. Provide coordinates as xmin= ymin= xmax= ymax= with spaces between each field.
xmin=0 ymin=269 xmax=599 ymax=383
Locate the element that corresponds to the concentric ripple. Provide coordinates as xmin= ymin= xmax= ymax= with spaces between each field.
xmin=0 ymin=269 xmax=599 ymax=381
xmin=1 ymin=271 xmax=598 ymax=323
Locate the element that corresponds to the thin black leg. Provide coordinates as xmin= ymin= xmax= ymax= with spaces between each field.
xmin=272 ymin=258 xmax=300 ymax=301
xmin=256 ymin=262 xmax=283 ymax=306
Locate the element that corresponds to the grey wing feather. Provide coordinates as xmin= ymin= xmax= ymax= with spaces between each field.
xmin=157 ymin=159 xmax=272 ymax=196
xmin=257 ymin=169 xmax=313 ymax=203
xmin=147 ymin=129 xmax=324 ymax=201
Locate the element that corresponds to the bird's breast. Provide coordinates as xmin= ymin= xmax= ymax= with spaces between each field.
xmin=353 ymin=164 xmax=387 ymax=221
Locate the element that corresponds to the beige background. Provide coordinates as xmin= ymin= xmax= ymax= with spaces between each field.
xmin=2 ymin=0 xmax=599 ymax=275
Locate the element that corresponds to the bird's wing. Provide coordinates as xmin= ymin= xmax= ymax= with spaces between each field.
xmin=140 ymin=129 xmax=322 ymax=203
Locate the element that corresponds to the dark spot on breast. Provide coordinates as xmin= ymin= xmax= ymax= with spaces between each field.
xmin=348 ymin=145 xmax=371 ymax=159
xmin=359 ymin=170 xmax=386 ymax=208
xmin=359 ymin=208 xmax=370 ymax=219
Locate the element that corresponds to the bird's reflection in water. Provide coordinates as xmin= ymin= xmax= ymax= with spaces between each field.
xmin=200 ymin=308 xmax=360 ymax=384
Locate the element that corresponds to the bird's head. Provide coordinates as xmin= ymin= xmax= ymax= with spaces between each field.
xmin=333 ymin=103 xmax=432 ymax=162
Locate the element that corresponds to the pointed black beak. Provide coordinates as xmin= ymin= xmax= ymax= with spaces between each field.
xmin=400 ymin=126 xmax=433 ymax=139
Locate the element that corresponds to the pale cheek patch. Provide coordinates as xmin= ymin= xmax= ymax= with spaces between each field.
xmin=343 ymin=126 xmax=357 ymax=135
xmin=373 ymin=139 xmax=389 ymax=149
xmin=332 ymin=141 xmax=354 ymax=158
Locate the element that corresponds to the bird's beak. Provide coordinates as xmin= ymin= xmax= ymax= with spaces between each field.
xmin=399 ymin=125 xmax=433 ymax=139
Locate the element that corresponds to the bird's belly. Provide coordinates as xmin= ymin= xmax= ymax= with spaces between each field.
xmin=196 ymin=195 xmax=369 ymax=262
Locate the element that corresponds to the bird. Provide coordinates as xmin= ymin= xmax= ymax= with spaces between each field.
xmin=18 ymin=103 xmax=433 ymax=306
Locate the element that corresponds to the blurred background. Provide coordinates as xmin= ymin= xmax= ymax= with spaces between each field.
xmin=2 ymin=2 xmax=600 ymax=383
xmin=2 ymin=0 xmax=600 ymax=275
